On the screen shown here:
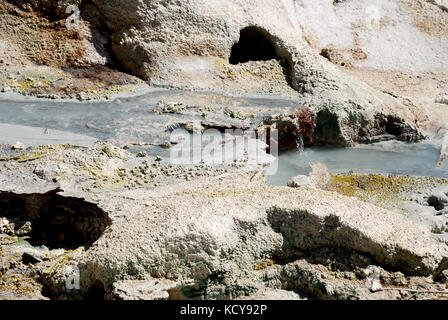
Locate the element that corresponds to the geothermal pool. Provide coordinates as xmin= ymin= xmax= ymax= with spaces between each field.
xmin=0 ymin=89 xmax=298 ymax=144
xmin=0 ymin=91 xmax=446 ymax=184
xmin=267 ymin=140 xmax=448 ymax=186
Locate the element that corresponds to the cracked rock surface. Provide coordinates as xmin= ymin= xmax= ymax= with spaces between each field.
xmin=1 ymin=143 xmax=448 ymax=300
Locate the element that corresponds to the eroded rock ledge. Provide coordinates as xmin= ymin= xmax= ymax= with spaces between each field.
xmin=1 ymin=0 xmax=441 ymax=144
xmin=1 ymin=142 xmax=447 ymax=300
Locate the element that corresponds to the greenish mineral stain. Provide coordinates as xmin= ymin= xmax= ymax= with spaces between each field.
xmin=313 ymin=108 xmax=345 ymax=144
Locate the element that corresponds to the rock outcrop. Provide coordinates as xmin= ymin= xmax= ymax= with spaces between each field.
xmin=4 ymin=0 xmax=448 ymax=143
xmin=1 ymin=143 xmax=448 ymax=299
xmin=1 ymin=0 xmax=448 ymax=301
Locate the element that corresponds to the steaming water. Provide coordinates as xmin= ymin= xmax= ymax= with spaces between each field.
xmin=0 ymin=91 xmax=446 ymax=184
xmin=267 ymin=140 xmax=448 ymax=186
xmin=0 ymin=123 xmax=97 ymax=147
xmin=0 ymin=90 xmax=298 ymax=148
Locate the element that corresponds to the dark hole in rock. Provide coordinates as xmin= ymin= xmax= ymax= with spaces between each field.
xmin=428 ymin=196 xmax=445 ymax=211
xmin=374 ymin=114 xmax=423 ymax=143
xmin=22 ymin=252 xmax=42 ymax=265
xmin=313 ymin=109 xmax=345 ymax=145
xmin=277 ymin=123 xmax=301 ymax=151
xmin=229 ymin=27 xmax=278 ymax=64
xmin=86 ymin=280 xmax=106 ymax=300
xmin=0 ymin=189 xmax=111 ymax=250
xmin=263 ymin=117 xmax=301 ymax=152
xmin=385 ymin=115 xmax=405 ymax=136
xmin=229 ymin=26 xmax=294 ymax=89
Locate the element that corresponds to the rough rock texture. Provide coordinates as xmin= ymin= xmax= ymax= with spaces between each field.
xmin=295 ymin=0 xmax=448 ymax=138
xmin=87 ymin=0 xmax=427 ymax=144
xmin=111 ymin=278 xmax=178 ymax=300
xmin=3 ymin=0 xmax=448 ymax=143
xmin=0 ymin=0 xmax=148 ymax=100
xmin=89 ymin=0 xmax=448 ymax=140
xmin=1 ymin=0 xmax=448 ymax=301
xmin=1 ymin=143 xmax=448 ymax=300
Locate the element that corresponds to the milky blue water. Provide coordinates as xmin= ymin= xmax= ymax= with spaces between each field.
xmin=0 ymin=90 xmax=298 ymax=147
xmin=267 ymin=140 xmax=447 ymax=186
xmin=0 ymin=91 xmax=445 ymax=185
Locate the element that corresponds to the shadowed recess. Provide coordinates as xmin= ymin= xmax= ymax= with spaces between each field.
xmin=0 ymin=189 xmax=111 ymax=249
xmin=229 ymin=26 xmax=279 ymax=65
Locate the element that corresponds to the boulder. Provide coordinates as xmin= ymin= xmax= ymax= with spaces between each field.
xmin=112 ymin=278 xmax=178 ymax=300
xmin=11 ymin=141 xmax=26 ymax=150
xmin=287 ymin=175 xmax=312 ymax=188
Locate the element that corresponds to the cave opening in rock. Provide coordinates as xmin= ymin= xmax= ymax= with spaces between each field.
xmin=229 ymin=26 xmax=294 ymax=88
xmin=0 ymin=190 xmax=111 ymax=250
xmin=229 ymin=27 xmax=280 ymax=65
xmin=261 ymin=116 xmax=302 ymax=152
xmin=313 ymin=109 xmax=345 ymax=145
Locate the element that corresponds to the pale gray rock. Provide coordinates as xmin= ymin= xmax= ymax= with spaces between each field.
xmin=437 ymin=94 xmax=448 ymax=105
xmin=287 ymin=175 xmax=312 ymax=188
xmin=11 ymin=141 xmax=26 ymax=150
xmin=238 ymin=287 xmax=303 ymax=300
xmin=112 ymin=278 xmax=178 ymax=300
xmin=0 ymin=217 xmax=12 ymax=234
xmin=6 ymin=0 xmax=440 ymax=144
xmin=82 ymin=0 xmax=426 ymax=145
xmin=15 ymin=221 xmax=32 ymax=236
xmin=1 ymin=143 xmax=447 ymax=300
